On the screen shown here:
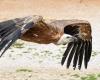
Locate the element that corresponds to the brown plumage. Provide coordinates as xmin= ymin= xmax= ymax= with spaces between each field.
xmin=21 ymin=20 xmax=63 ymax=44
xmin=0 ymin=15 xmax=92 ymax=70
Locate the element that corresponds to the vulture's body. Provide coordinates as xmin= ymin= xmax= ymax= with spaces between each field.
xmin=0 ymin=15 xmax=92 ymax=70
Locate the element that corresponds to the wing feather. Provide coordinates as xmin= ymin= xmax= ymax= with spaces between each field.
xmin=61 ymin=22 xmax=92 ymax=70
xmin=78 ymin=41 xmax=85 ymax=70
xmin=0 ymin=16 xmax=34 ymax=57
xmin=61 ymin=42 xmax=73 ymax=65
xmin=67 ymin=42 xmax=77 ymax=68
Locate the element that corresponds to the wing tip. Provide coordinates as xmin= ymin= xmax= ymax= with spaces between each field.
xmin=61 ymin=38 xmax=92 ymax=70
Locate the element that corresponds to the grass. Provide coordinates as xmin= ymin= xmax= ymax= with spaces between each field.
xmin=23 ymin=51 xmax=29 ymax=53
xmin=92 ymin=51 xmax=100 ymax=57
xmin=16 ymin=68 xmax=33 ymax=72
xmin=80 ymin=74 xmax=97 ymax=80
xmin=97 ymin=74 xmax=100 ymax=77
xmin=12 ymin=42 xmax=24 ymax=48
xmin=71 ymin=74 xmax=80 ymax=78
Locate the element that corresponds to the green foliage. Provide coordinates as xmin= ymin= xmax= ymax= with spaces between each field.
xmin=92 ymin=51 xmax=97 ymax=57
xmin=71 ymin=74 xmax=80 ymax=78
xmin=81 ymin=74 xmax=97 ymax=80
xmin=97 ymin=73 xmax=100 ymax=77
xmin=12 ymin=42 xmax=24 ymax=48
xmin=16 ymin=68 xmax=33 ymax=72
xmin=92 ymin=51 xmax=100 ymax=57
xmin=81 ymin=76 xmax=88 ymax=80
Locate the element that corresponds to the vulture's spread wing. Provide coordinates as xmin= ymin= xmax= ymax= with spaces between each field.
xmin=0 ymin=16 xmax=38 ymax=57
xmin=0 ymin=16 xmax=92 ymax=70
xmin=60 ymin=21 xmax=92 ymax=70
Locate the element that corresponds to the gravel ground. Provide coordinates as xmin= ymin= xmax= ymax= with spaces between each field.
xmin=0 ymin=40 xmax=99 ymax=80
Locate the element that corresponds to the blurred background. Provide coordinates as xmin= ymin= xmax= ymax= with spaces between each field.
xmin=0 ymin=0 xmax=100 ymax=51
xmin=0 ymin=0 xmax=100 ymax=80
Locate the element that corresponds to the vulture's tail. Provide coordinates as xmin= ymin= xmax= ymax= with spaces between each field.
xmin=0 ymin=16 xmax=34 ymax=57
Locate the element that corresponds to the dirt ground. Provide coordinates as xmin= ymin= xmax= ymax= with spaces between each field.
xmin=0 ymin=0 xmax=100 ymax=80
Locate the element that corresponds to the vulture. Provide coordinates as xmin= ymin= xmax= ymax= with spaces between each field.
xmin=0 ymin=15 xmax=92 ymax=70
